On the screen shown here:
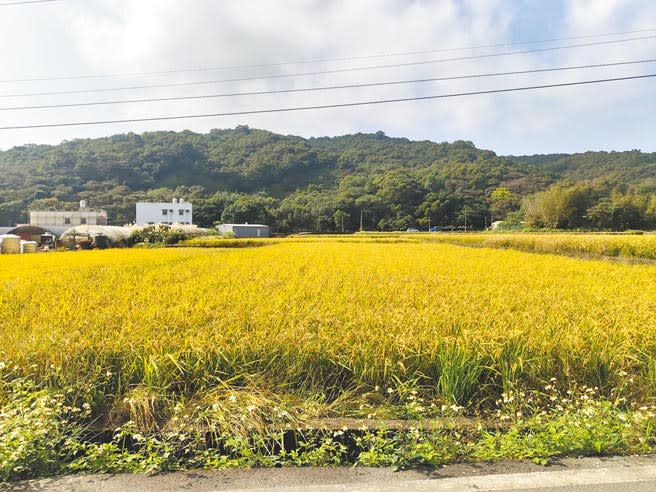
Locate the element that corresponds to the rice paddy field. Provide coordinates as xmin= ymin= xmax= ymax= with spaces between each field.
xmin=2 ymin=234 xmax=656 ymax=477
xmin=421 ymin=231 xmax=656 ymax=260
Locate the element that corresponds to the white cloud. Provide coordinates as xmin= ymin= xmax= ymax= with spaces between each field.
xmin=0 ymin=0 xmax=654 ymax=154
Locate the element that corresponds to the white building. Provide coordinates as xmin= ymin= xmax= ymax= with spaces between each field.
xmin=30 ymin=201 xmax=107 ymax=227
xmin=136 ymin=199 xmax=193 ymax=225
xmin=217 ymin=223 xmax=270 ymax=238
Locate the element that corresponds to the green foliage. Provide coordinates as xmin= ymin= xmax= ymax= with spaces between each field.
xmin=490 ymin=187 xmax=521 ymax=221
xmin=523 ymin=183 xmax=655 ymax=231
xmin=434 ymin=344 xmax=486 ymax=405
xmin=523 ymin=184 xmax=591 ymax=229
xmin=0 ymin=378 xmax=88 ymax=481
xmin=2 ymin=128 xmax=655 ymax=232
xmin=128 ymin=224 xmax=213 ymax=246
xmin=474 ymin=385 xmax=655 ymax=464
xmin=355 ymin=429 xmax=459 ymax=469
xmin=1 ymin=367 xmax=656 ymax=481
xmin=70 ymin=424 xmax=182 ymax=474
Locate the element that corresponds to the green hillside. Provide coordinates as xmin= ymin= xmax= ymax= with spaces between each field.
xmin=1 ymin=126 xmax=655 ymax=231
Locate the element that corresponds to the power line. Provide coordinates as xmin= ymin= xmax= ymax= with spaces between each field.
xmin=1 ymin=73 xmax=653 ymax=130
xmin=3 ymin=34 xmax=656 ymax=99
xmin=2 ymin=25 xmax=656 ymax=83
xmin=2 ymin=58 xmax=655 ymax=112
xmin=0 ymin=0 xmax=57 ymax=5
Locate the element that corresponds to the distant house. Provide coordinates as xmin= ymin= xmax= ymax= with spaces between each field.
xmin=136 ymin=198 xmax=193 ymax=225
xmin=491 ymin=220 xmax=524 ymax=231
xmin=30 ymin=201 xmax=107 ymax=227
xmin=217 ymin=223 xmax=270 ymax=238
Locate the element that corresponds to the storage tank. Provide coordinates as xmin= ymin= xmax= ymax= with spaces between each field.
xmin=0 ymin=234 xmax=21 ymax=254
xmin=20 ymin=240 xmax=38 ymax=254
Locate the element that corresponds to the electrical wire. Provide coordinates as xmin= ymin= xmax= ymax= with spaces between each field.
xmin=2 ymin=26 xmax=656 ymax=82
xmin=0 ymin=0 xmax=56 ymax=5
xmin=2 ymin=73 xmax=653 ymax=130
xmin=2 ymin=34 xmax=656 ymax=99
xmin=1 ymin=58 xmax=654 ymax=112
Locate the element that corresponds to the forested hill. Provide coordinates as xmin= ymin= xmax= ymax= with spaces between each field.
xmin=510 ymin=151 xmax=656 ymax=183
xmin=1 ymin=126 xmax=655 ymax=231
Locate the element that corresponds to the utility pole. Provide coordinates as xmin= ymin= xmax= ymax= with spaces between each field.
xmin=360 ymin=209 xmax=364 ymax=232
xmin=464 ymin=207 xmax=468 ymax=232
xmin=317 ymin=215 xmax=329 ymax=232
xmin=428 ymin=214 xmax=431 ymax=232
xmin=341 ymin=213 xmax=344 ymax=233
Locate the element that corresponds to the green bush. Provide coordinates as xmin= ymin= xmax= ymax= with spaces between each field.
xmin=0 ymin=379 xmax=87 ymax=481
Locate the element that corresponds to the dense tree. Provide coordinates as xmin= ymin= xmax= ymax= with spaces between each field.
xmin=523 ymin=184 xmax=592 ymax=229
xmin=490 ymin=187 xmax=521 ymax=221
xmin=220 ymin=194 xmax=277 ymax=226
xmin=1 ymin=127 xmax=655 ymax=232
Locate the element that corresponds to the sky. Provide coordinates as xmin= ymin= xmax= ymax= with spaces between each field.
xmin=0 ymin=0 xmax=655 ymax=155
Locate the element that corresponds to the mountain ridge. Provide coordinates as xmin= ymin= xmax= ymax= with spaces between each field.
xmin=1 ymin=127 xmax=654 ymax=230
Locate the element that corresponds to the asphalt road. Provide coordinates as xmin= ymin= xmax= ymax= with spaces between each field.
xmin=4 ymin=455 xmax=656 ymax=492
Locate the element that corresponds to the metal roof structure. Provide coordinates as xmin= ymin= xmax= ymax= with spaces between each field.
xmin=216 ymin=223 xmax=270 ymax=238
xmin=219 ymin=223 xmax=269 ymax=228
xmin=0 ymin=225 xmax=70 ymax=238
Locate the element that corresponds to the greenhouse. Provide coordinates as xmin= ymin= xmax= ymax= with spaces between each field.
xmin=59 ymin=225 xmax=133 ymax=249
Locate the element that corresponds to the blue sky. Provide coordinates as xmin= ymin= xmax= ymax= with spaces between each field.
xmin=507 ymin=1 xmax=567 ymax=41
xmin=0 ymin=0 xmax=654 ymax=155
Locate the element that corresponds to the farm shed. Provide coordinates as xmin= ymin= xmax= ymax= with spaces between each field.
xmin=5 ymin=225 xmax=68 ymax=242
xmin=60 ymin=225 xmax=132 ymax=249
xmin=216 ymin=223 xmax=270 ymax=238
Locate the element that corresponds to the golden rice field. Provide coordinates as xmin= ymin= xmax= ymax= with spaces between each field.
xmin=1 ymin=236 xmax=656 ymax=422
xmin=419 ymin=232 xmax=656 ymax=260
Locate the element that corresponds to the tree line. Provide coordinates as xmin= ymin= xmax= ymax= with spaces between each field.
xmin=1 ymin=126 xmax=655 ymax=232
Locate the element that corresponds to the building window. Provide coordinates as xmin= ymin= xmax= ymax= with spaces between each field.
xmin=80 ymin=218 xmax=87 ymax=225
xmin=179 ymin=210 xmax=184 ymax=216
xmin=185 ymin=209 xmax=190 ymax=213
xmin=162 ymin=209 xmax=168 ymax=216
xmin=64 ymin=217 xmax=71 ymax=225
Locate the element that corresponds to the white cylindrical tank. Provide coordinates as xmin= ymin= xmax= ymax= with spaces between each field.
xmin=0 ymin=234 xmax=21 ymax=254
xmin=20 ymin=240 xmax=38 ymax=254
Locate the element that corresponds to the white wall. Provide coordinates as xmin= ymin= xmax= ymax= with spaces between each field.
xmin=136 ymin=201 xmax=193 ymax=225
xmin=30 ymin=210 xmax=107 ymax=226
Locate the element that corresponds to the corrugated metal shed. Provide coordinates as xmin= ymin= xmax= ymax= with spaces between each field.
xmin=216 ymin=224 xmax=270 ymax=238
xmin=10 ymin=225 xmax=69 ymax=240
